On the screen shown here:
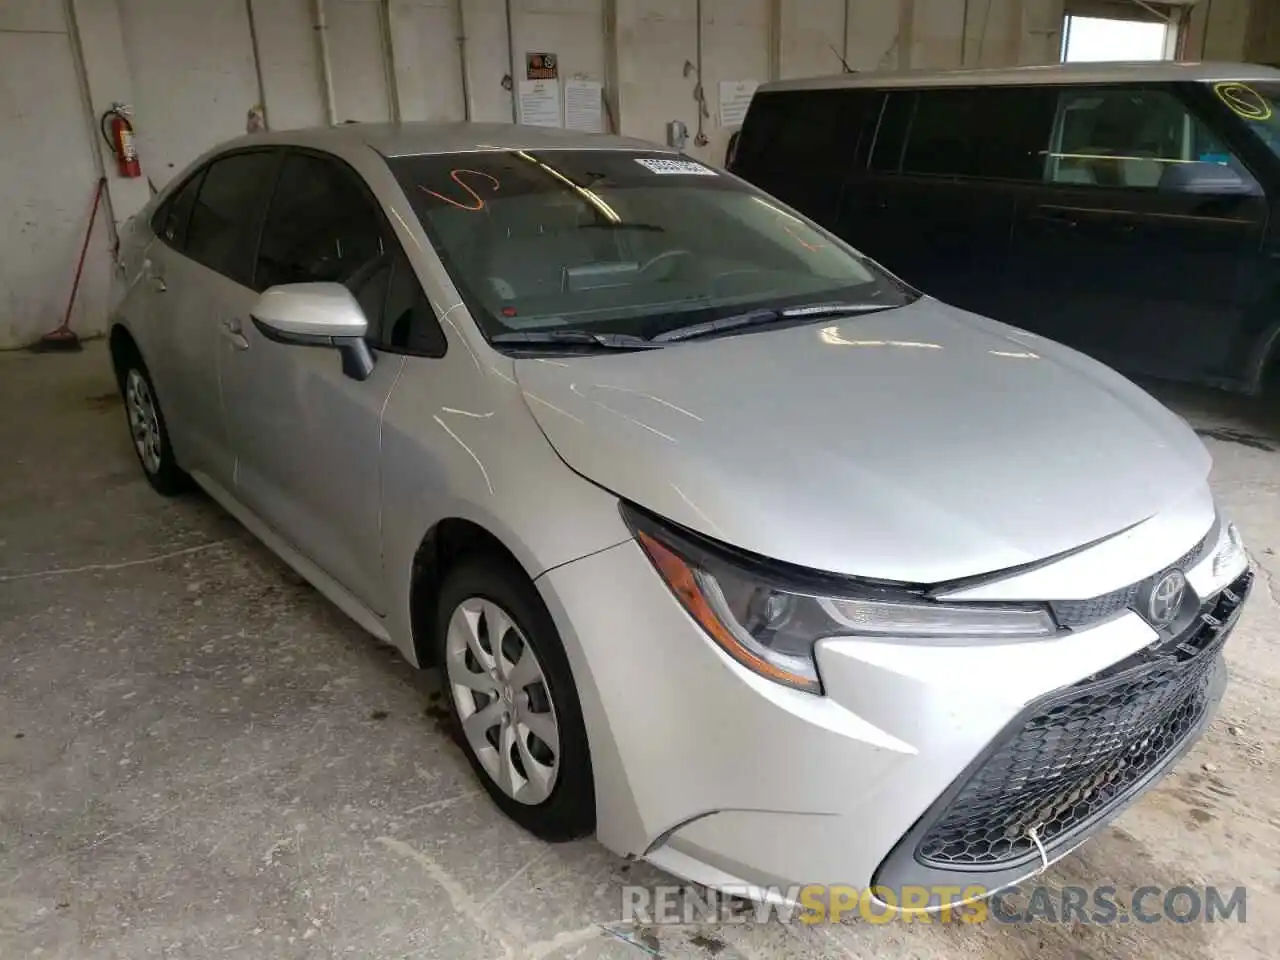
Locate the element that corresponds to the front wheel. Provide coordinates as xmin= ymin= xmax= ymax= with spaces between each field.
xmin=435 ymin=557 xmax=594 ymax=841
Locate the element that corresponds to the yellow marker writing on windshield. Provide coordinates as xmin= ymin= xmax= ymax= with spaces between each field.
xmin=1214 ymin=81 xmax=1273 ymax=121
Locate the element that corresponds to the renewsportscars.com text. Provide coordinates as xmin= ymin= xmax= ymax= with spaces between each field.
xmin=621 ymin=883 xmax=1248 ymax=925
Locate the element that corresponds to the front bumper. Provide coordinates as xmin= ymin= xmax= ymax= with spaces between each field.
xmin=536 ymin=525 xmax=1250 ymax=907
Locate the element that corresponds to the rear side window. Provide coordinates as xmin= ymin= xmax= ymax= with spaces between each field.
xmin=896 ymin=87 xmax=1056 ymax=180
xmin=184 ymin=151 xmax=280 ymax=284
xmin=151 ymin=170 xmax=204 ymax=249
xmin=733 ymin=90 xmax=879 ymax=175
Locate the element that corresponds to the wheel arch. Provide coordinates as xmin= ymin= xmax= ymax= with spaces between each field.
xmin=408 ymin=516 xmax=534 ymax=668
xmin=108 ymin=322 xmax=141 ymax=387
xmin=397 ymin=505 xmax=643 ymax=855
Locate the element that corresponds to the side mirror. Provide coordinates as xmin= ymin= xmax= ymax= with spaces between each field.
xmin=250 ymin=282 xmax=376 ymax=381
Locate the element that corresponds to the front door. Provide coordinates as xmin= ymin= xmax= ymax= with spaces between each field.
xmin=219 ymin=150 xmax=396 ymax=612
xmin=1004 ymin=85 xmax=1268 ymax=383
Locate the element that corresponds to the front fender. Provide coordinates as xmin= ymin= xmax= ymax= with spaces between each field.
xmin=378 ymin=352 xmax=631 ymax=664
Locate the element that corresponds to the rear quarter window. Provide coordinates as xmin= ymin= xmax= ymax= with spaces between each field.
xmin=150 ymin=170 xmax=205 ymax=250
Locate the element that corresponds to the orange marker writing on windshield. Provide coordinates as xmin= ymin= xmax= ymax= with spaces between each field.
xmin=420 ymin=169 xmax=501 ymax=211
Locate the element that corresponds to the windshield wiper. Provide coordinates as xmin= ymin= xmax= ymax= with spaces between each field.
xmin=778 ymin=301 xmax=898 ymax=319
xmin=653 ymin=302 xmax=896 ymax=343
xmin=490 ymin=329 xmax=664 ymax=350
xmin=651 ymin=308 xmax=779 ymax=343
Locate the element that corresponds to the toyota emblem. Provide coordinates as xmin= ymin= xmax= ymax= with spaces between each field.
xmin=1147 ymin=569 xmax=1187 ymax=627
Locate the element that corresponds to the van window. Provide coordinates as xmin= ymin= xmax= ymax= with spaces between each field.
xmin=897 ymin=87 xmax=1056 ymax=180
xmin=870 ymin=93 xmax=913 ymax=172
xmin=1212 ymin=80 xmax=1280 ymax=160
xmin=1045 ymin=86 xmax=1258 ymax=193
xmin=734 ymin=90 xmax=878 ymax=175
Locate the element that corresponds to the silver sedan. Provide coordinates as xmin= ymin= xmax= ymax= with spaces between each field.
xmin=109 ymin=122 xmax=1252 ymax=911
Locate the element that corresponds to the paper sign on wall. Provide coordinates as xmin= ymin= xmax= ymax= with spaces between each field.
xmin=719 ymin=80 xmax=759 ymax=128
xmin=518 ymin=79 xmax=563 ymax=127
xmin=564 ymin=79 xmax=605 ymax=133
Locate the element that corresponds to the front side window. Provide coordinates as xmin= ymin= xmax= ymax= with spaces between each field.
xmin=184 ymin=151 xmax=280 ymax=283
xmin=384 ymin=251 xmax=447 ymax=356
xmin=1045 ymin=86 xmax=1259 ymax=194
xmin=255 ymin=152 xmax=385 ymax=293
xmin=387 ymin=150 xmax=912 ymax=341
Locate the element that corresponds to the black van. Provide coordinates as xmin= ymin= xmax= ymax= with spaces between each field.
xmin=728 ymin=62 xmax=1280 ymax=394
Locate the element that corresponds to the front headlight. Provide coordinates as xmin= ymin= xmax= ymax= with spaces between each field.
xmin=623 ymin=504 xmax=1057 ymax=695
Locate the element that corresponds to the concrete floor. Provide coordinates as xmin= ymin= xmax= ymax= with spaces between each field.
xmin=1 ymin=342 xmax=1276 ymax=960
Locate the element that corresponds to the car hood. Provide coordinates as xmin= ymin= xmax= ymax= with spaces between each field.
xmin=512 ymin=298 xmax=1211 ymax=583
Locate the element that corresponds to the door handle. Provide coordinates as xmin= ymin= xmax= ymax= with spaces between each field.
xmin=221 ymin=317 xmax=249 ymax=351
xmin=142 ymin=258 xmax=167 ymax=291
xmin=1030 ymin=210 xmax=1078 ymax=229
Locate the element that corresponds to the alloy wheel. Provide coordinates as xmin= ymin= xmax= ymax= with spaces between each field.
xmin=125 ymin=369 xmax=162 ymax=475
xmin=445 ymin=597 xmax=561 ymax=805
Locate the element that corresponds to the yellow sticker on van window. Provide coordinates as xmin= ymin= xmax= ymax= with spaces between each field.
xmin=1214 ymin=81 xmax=1273 ymax=121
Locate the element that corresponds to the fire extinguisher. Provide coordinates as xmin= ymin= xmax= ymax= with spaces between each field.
xmin=100 ymin=103 xmax=141 ymax=179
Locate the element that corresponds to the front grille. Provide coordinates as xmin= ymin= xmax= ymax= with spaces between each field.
xmin=1051 ymin=534 xmax=1210 ymax=628
xmin=915 ymin=570 xmax=1250 ymax=870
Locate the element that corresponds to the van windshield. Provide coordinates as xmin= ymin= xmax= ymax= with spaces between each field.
xmin=387 ymin=150 xmax=912 ymax=341
xmin=1213 ymin=81 xmax=1280 ymax=160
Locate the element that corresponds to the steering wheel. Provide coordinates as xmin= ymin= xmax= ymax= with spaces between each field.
xmin=639 ymin=248 xmax=693 ymax=280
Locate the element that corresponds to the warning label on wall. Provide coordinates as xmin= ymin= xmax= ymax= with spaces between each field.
xmin=526 ymin=53 xmax=558 ymax=81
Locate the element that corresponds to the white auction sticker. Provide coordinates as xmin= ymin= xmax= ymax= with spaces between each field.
xmin=634 ymin=158 xmax=717 ymax=176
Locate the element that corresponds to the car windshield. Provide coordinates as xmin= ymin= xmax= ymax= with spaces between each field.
xmin=386 ymin=150 xmax=913 ymax=342
xmin=1212 ymin=80 xmax=1280 ymax=161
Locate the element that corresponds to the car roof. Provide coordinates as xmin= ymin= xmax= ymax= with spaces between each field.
xmin=213 ymin=121 xmax=671 ymax=160
xmin=759 ymin=60 xmax=1280 ymax=94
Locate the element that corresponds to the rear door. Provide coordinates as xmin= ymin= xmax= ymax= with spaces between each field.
xmin=128 ymin=167 xmax=204 ymax=440
xmin=1004 ymin=83 xmax=1269 ymax=382
xmin=149 ymin=150 xmax=281 ymax=488
xmin=730 ymin=88 xmax=880 ymax=229
xmin=837 ymin=85 xmax=1056 ymax=319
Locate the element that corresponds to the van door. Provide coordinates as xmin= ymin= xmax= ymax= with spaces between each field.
xmin=729 ymin=89 xmax=879 ymax=229
xmin=1005 ymin=84 xmax=1268 ymax=384
xmin=835 ymin=86 xmax=1056 ymax=319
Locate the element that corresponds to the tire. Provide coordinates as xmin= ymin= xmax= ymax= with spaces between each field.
xmin=118 ymin=351 xmax=188 ymax=496
xmin=435 ymin=555 xmax=594 ymax=841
